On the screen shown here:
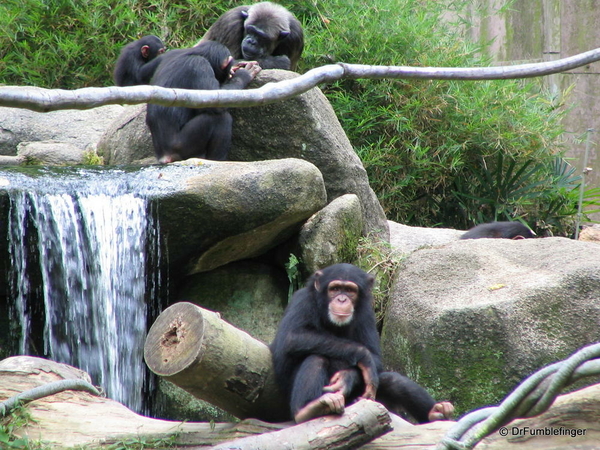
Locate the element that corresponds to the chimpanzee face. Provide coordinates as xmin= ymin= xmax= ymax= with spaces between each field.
xmin=241 ymin=25 xmax=275 ymax=59
xmin=313 ymin=263 xmax=374 ymax=328
xmin=326 ymin=280 xmax=359 ymax=326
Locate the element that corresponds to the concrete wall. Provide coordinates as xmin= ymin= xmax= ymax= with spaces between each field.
xmin=463 ymin=0 xmax=600 ymax=219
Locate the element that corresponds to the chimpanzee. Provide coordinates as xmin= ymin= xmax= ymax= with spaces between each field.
xmin=460 ymin=221 xmax=536 ymax=240
xmin=270 ymin=263 xmax=454 ymax=423
xmin=113 ymin=35 xmax=166 ymax=86
xmin=145 ymin=41 xmax=261 ymax=163
xmin=198 ymin=2 xmax=303 ymax=71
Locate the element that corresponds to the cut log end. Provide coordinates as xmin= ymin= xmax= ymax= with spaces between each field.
xmin=144 ymin=302 xmax=206 ymax=376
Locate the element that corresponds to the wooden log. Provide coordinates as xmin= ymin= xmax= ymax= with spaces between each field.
xmin=210 ymin=399 xmax=392 ymax=450
xmin=6 ymin=355 xmax=600 ymax=449
xmin=144 ymin=302 xmax=288 ymax=422
xmin=0 ymin=356 xmax=392 ymax=449
xmin=0 ymin=355 xmax=286 ymax=448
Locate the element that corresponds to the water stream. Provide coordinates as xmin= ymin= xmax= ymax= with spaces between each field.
xmin=2 ymin=167 xmax=171 ymax=414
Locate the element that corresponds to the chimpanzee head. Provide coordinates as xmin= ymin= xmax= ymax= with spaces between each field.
xmin=193 ymin=40 xmax=235 ymax=83
xmin=312 ymin=264 xmax=374 ymax=327
xmin=240 ymin=2 xmax=292 ymax=60
xmin=139 ymin=35 xmax=166 ymax=61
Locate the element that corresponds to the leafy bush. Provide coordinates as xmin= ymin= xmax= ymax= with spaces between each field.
xmin=303 ymin=0 xmax=599 ymax=235
xmin=0 ymin=0 xmax=241 ymax=88
xmin=1 ymin=0 xmax=596 ymax=234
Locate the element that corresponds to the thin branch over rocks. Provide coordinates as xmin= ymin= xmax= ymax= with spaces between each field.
xmin=1 ymin=47 xmax=600 ymax=113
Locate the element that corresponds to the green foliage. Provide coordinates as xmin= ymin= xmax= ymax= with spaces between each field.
xmin=0 ymin=404 xmax=38 ymax=449
xmin=0 ymin=0 xmax=241 ymax=88
xmin=107 ymin=433 xmax=179 ymax=450
xmin=0 ymin=0 xmax=596 ymax=232
xmin=303 ymin=0 xmax=597 ymax=234
xmin=284 ymin=253 xmax=302 ymax=302
xmin=354 ymin=236 xmax=403 ymax=329
xmin=81 ymin=150 xmax=105 ymax=165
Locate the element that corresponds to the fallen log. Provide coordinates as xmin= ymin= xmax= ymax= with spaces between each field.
xmin=0 ymin=356 xmax=392 ymax=448
xmin=143 ymin=301 xmax=288 ymax=422
xmin=0 ymin=355 xmax=249 ymax=448
xmin=210 ymin=400 xmax=392 ymax=450
xmin=3 ymin=354 xmax=600 ymax=448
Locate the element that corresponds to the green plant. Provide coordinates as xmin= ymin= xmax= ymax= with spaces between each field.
xmin=81 ymin=150 xmax=105 ymax=165
xmin=285 ymin=253 xmax=302 ymax=302
xmin=107 ymin=433 xmax=179 ymax=450
xmin=450 ymin=153 xmax=552 ymax=230
xmin=0 ymin=404 xmax=36 ymax=449
xmin=355 ymin=236 xmax=403 ymax=329
xmin=0 ymin=0 xmax=240 ymax=88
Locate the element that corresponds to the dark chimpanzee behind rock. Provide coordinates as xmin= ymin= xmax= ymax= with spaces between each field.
xmin=145 ymin=41 xmax=261 ymax=163
xmin=270 ymin=263 xmax=454 ymax=423
xmin=198 ymin=2 xmax=304 ymax=71
xmin=460 ymin=221 xmax=536 ymax=240
xmin=113 ymin=35 xmax=166 ymax=86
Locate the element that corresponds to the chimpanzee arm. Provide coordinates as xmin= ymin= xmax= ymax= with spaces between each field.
xmin=284 ymin=329 xmax=377 ymax=368
xmin=323 ymin=368 xmax=361 ymax=397
xmin=138 ymin=57 xmax=163 ymax=84
xmin=281 ymin=328 xmax=380 ymax=398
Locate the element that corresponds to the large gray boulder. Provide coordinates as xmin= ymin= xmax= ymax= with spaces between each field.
xmin=381 ymin=237 xmax=600 ymax=413
xmin=0 ymin=105 xmax=124 ymax=156
xmin=388 ymin=220 xmax=464 ymax=254
xmin=231 ymin=70 xmax=388 ymax=240
xmin=156 ymin=158 xmax=327 ymax=274
xmin=299 ymin=193 xmax=364 ymax=275
xmin=96 ymin=105 xmax=155 ymax=165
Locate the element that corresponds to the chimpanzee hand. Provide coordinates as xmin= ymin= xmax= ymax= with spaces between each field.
xmin=428 ymin=401 xmax=455 ymax=421
xmin=231 ymin=61 xmax=262 ymax=80
xmin=323 ymin=369 xmax=358 ymax=397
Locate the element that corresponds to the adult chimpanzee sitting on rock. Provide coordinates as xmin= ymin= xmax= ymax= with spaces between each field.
xmin=145 ymin=41 xmax=261 ymax=163
xmin=270 ymin=263 xmax=454 ymax=423
xmin=198 ymin=2 xmax=304 ymax=71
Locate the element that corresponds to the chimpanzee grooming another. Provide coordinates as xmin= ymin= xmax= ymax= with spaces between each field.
xmin=270 ymin=263 xmax=454 ymax=423
xmin=460 ymin=221 xmax=536 ymax=240
xmin=145 ymin=41 xmax=261 ymax=163
xmin=113 ymin=35 xmax=166 ymax=86
xmin=199 ymin=2 xmax=303 ymax=71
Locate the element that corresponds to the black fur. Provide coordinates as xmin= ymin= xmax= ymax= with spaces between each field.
xmin=145 ymin=41 xmax=255 ymax=163
xmin=461 ymin=221 xmax=535 ymax=240
xmin=113 ymin=35 xmax=165 ymax=86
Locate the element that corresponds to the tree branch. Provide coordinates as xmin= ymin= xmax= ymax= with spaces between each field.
xmin=2 ymin=47 xmax=600 ymax=113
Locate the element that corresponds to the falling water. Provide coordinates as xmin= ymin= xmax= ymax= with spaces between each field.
xmin=3 ymin=167 xmax=168 ymax=414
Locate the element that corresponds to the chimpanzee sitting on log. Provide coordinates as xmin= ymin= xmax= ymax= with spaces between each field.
xmin=270 ymin=263 xmax=454 ymax=423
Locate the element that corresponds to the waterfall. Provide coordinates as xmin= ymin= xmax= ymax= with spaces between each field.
xmin=5 ymin=168 xmax=164 ymax=414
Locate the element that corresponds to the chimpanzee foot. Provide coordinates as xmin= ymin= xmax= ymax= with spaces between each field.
xmin=294 ymin=392 xmax=345 ymax=423
xmin=428 ymin=401 xmax=455 ymax=421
